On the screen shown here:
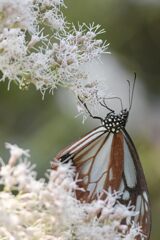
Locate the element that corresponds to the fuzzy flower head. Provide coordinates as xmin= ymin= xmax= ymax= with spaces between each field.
xmin=0 ymin=0 xmax=108 ymax=111
xmin=0 ymin=143 xmax=144 ymax=240
xmin=0 ymin=0 xmax=36 ymax=32
xmin=5 ymin=142 xmax=30 ymax=166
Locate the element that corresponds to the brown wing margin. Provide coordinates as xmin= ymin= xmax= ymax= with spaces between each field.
xmin=122 ymin=129 xmax=151 ymax=240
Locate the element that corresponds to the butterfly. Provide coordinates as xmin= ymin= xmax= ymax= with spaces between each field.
xmin=52 ymin=75 xmax=151 ymax=239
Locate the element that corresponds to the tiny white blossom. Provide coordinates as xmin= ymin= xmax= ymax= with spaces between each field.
xmin=0 ymin=0 xmax=36 ymax=32
xmin=5 ymin=143 xmax=30 ymax=158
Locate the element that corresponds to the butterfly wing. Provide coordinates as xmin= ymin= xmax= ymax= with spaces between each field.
xmin=53 ymin=127 xmax=151 ymax=239
xmin=53 ymin=126 xmax=124 ymax=201
xmin=121 ymin=129 xmax=151 ymax=240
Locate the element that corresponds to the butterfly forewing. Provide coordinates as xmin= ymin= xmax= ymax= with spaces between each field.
xmin=53 ymin=127 xmax=151 ymax=239
xmin=75 ymin=132 xmax=114 ymax=201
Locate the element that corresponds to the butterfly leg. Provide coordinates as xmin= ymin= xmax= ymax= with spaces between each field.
xmin=78 ymin=96 xmax=103 ymax=122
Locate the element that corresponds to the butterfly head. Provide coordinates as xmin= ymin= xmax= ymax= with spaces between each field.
xmin=120 ymin=108 xmax=129 ymax=120
xmin=103 ymin=109 xmax=129 ymax=133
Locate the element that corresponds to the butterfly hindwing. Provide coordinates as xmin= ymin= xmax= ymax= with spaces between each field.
xmin=122 ymin=129 xmax=151 ymax=239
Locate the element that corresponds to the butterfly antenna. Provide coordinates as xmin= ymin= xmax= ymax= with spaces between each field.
xmin=126 ymin=79 xmax=131 ymax=108
xmin=127 ymin=72 xmax=136 ymax=111
xmin=78 ymin=96 xmax=103 ymax=122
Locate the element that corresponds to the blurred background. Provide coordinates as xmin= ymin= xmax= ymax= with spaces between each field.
xmin=0 ymin=0 xmax=160 ymax=238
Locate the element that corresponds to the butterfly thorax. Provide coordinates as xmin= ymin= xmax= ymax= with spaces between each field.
xmin=103 ymin=109 xmax=129 ymax=134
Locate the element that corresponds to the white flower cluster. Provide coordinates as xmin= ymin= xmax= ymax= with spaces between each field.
xmin=0 ymin=0 xmax=107 ymax=102
xmin=0 ymin=143 xmax=144 ymax=240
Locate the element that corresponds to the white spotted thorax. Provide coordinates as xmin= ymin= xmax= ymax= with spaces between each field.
xmin=102 ymin=109 xmax=129 ymax=133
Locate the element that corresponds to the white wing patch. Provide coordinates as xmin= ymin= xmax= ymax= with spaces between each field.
xmin=143 ymin=191 xmax=149 ymax=203
xmin=123 ymin=140 xmax=137 ymax=188
xmin=119 ymin=180 xmax=125 ymax=192
xmin=89 ymin=134 xmax=113 ymax=184
xmin=135 ymin=193 xmax=149 ymax=223
xmin=122 ymin=190 xmax=130 ymax=200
